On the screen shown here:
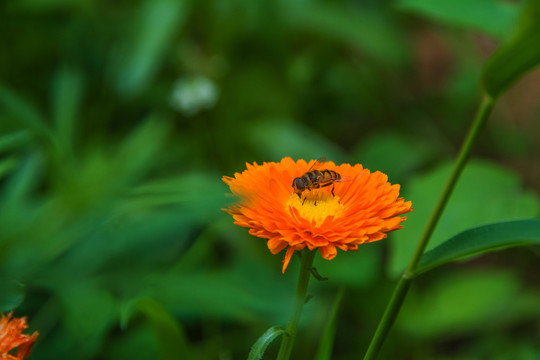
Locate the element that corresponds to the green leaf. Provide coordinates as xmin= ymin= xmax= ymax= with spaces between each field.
xmin=110 ymin=117 xmax=170 ymax=182
xmin=113 ymin=0 xmax=188 ymax=96
xmin=398 ymin=269 xmax=540 ymax=338
xmin=248 ymin=325 xmax=286 ymax=360
xmin=51 ymin=66 xmax=83 ymax=155
xmin=0 ymin=155 xmax=42 ymax=209
xmin=396 ymin=0 xmax=521 ymax=39
xmin=353 ymin=131 xmax=438 ymax=182
xmin=0 ymin=157 xmax=19 ymax=181
xmin=247 ymin=119 xmax=346 ymax=162
xmin=17 ymin=0 xmax=86 ymax=12
xmin=389 ymin=160 xmax=540 ymax=277
xmin=314 ymin=288 xmax=344 ymax=360
xmin=0 ymin=278 xmax=25 ymax=312
xmin=0 ymin=84 xmax=52 ymax=139
xmin=58 ymin=284 xmax=116 ymax=357
xmin=415 ymin=219 xmax=540 ymax=275
xmin=123 ymin=298 xmax=193 ymax=360
xmin=481 ymin=0 xmax=540 ymax=98
xmin=0 ymin=131 xmax=31 ymax=154
xmin=312 ymin=243 xmax=380 ymax=288
xmin=147 ymin=269 xmax=296 ymax=323
xmin=282 ymin=2 xmax=408 ymax=65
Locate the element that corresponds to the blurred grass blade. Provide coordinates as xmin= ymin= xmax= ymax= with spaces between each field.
xmin=415 ymin=219 xmax=540 ymax=275
xmin=113 ymin=0 xmax=188 ymax=96
xmin=0 ymin=131 xmax=31 ymax=154
xmin=112 ymin=117 xmax=169 ymax=182
xmin=0 ymin=157 xmax=19 ymax=181
xmin=123 ymin=298 xmax=192 ymax=360
xmin=248 ymin=325 xmax=286 ymax=360
xmin=282 ymin=2 xmax=407 ymax=65
xmin=315 ymin=288 xmax=345 ymax=360
xmin=16 ymin=0 xmax=85 ymax=12
xmin=58 ymin=285 xmax=115 ymax=354
xmin=481 ymin=0 xmax=540 ymax=99
xmin=248 ymin=119 xmax=346 ymax=161
xmin=0 ymin=84 xmax=51 ymax=139
xmin=0 ymin=279 xmax=25 ymax=312
xmin=0 ymin=155 xmax=42 ymax=207
xmin=52 ymin=66 xmax=83 ymax=155
xmin=396 ymin=0 xmax=521 ymax=39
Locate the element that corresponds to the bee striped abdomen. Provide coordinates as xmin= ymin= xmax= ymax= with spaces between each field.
xmin=291 ymin=160 xmax=351 ymax=202
xmin=322 ymin=170 xmax=340 ymax=182
xmin=300 ymin=170 xmax=339 ymax=189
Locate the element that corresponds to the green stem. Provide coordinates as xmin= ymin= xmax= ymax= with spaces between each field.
xmin=277 ymin=249 xmax=316 ymax=360
xmin=363 ymin=95 xmax=495 ymax=360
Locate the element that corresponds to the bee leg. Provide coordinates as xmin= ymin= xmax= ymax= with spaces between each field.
xmin=302 ymin=196 xmax=306 ymax=205
xmin=330 ymin=184 xmax=341 ymax=204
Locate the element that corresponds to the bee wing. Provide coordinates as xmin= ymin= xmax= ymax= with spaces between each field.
xmin=335 ymin=175 xmax=354 ymax=182
xmin=307 ymin=156 xmax=327 ymax=171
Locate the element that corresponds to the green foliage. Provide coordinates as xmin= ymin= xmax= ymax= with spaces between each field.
xmin=312 ymin=243 xmax=380 ymax=288
xmin=398 ymin=269 xmax=540 ymax=338
xmin=396 ymin=0 xmax=523 ymax=39
xmin=248 ymin=119 xmax=347 ymax=163
xmin=481 ymin=0 xmax=540 ymax=98
xmin=416 ymin=219 xmax=540 ymax=275
xmin=248 ymin=325 xmax=286 ymax=360
xmin=314 ymin=288 xmax=344 ymax=360
xmin=353 ymin=132 xmax=438 ymax=182
xmin=390 ymin=160 xmax=540 ymax=277
xmin=0 ymin=278 xmax=25 ymax=312
xmin=283 ymin=1 xmax=409 ymax=66
xmin=112 ymin=0 xmax=189 ymax=97
xmin=58 ymin=284 xmax=115 ymax=356
xmin=0 ymin=85 xmax=52 ymax=140
xmin=0 ymin=131 xmax=32 ymax=153
xmin=51 ymin=67 xmax=83 ymax=155
xmin=123 ymin=298 xmax=193 ymax=360
xmin=0 ymin=105 xmax=226 ymax=358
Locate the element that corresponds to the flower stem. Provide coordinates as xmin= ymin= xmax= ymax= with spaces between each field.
xmin=277 ymin=249 xmax=316 ymax=360
xmin=363 ymin=95 xmax=495 ymax=360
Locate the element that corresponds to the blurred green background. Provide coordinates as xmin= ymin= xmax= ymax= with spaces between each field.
xmin=1 ymin=0 xmax=540 ymax=359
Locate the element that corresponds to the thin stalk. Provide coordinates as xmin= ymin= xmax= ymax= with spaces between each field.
xmin=277 ymin=249 xmax=316 ymax=360
xmin=363 ymin=95 xmax=495 ymax=360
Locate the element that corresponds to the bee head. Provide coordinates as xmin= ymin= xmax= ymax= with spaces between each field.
xmin=292 ymin=177 xmax=306 ymax=197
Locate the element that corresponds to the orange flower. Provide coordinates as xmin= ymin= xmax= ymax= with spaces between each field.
xmin=223 ymin=157 xmax=413 ymax=273
xmin=0 ymin=312 xmax=39 ymax=360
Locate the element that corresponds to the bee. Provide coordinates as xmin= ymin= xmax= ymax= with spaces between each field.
xmin=292 ymin=158 xmax=351 ymax=204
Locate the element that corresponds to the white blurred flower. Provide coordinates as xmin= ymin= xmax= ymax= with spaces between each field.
xmin=169 ymin=75 xmax=219 ymax=116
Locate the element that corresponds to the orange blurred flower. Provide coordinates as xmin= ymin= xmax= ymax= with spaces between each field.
xmin=223 ymin=157 xmax=413 ymax=273
xmin=0 ymin=312 xmax=39 ymax=360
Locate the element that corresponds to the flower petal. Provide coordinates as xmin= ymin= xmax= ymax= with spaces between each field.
xmin=282 ymin=246 xmax=296 ymax=273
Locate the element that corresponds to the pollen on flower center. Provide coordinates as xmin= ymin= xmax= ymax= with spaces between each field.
xmin=287 ymin=191 xmax=345 ymax=227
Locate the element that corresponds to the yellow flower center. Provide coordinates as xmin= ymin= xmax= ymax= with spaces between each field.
xmin=287 ymin=191 xmax=345 ymax=227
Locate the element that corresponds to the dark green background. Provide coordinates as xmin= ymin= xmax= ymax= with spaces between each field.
xmin=1 ymin=0 xmax=539 ymax=359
